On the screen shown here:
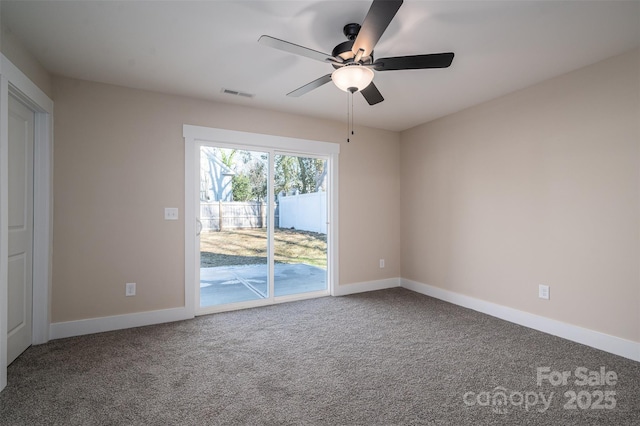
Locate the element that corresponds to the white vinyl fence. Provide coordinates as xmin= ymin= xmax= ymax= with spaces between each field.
xmin=200 ymin=193 xmax=326 ymax=233
xmin=278 ymin=192 xmax=326 ymax=234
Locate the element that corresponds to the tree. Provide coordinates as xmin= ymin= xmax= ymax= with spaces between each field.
xmin=275 ymin=155 xmax=297 ymax=195
xmin=297 ymin=157 xmax=326 ymax=193
xmin=231 ymin=174 xmax=251 ymax=201
xmin=246 ymin=157 xmax=267 ymax=201
xmin=313 ymin=160 xmax=328 ymax=192
xmin=219 ymin=149 xmax=236 ymax=168
xmin=275 ymin=155 xmax=327 ymax=196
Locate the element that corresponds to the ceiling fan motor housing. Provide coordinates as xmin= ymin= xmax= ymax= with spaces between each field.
xmin=332 ymin=23 xmax=373 ymax=67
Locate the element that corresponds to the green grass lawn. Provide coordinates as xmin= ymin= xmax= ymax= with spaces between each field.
xmin=200 ymin=228 xmax=327 ymax=269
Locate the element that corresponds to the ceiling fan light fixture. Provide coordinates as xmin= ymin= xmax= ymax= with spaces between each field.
xmin=331 ymin=65 xmax=374 ymax=92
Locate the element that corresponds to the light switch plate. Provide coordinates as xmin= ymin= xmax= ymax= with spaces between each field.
xmin=164 ymin=207 xmax=178 ymax=220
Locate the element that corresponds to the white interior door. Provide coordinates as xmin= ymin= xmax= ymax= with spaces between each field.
xmin=7 ymin=95 xmax=34 ymax=365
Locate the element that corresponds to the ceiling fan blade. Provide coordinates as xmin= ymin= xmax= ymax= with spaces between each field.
xmin=259 ymin=35 xmax=335 ymax=63
xmin=373 ymin=52 xmax=455 ymax=71
xmin=360 ymin=82 xmax=384 ymax=105
xmin=287 ymin=74 xmax=333 ymax=97
xmin=352 ymin=0 xmax=403 ymax=57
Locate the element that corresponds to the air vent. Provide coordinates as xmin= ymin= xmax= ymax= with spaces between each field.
xmin=221 ymin=88 xmax=255 ymax=98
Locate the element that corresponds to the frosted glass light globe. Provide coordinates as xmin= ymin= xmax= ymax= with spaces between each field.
xmin=331 ymin=66 xmax=374 ymax=92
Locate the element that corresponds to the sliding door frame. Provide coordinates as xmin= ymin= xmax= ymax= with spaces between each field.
xmin=183 ymin=125 xmax=340 ymax=316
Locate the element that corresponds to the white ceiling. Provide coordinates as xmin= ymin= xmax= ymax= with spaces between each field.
xmin=2 ymin=1 xmax=639 ymax=132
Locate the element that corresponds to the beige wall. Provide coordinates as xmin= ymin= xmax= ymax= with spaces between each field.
xmin=0 ymin=20 xmax=53 ymax=98
xmin=400 ymin=49 xmax=640 ymax=342
xmin=51 ymin=76 xmax=401 ymax=323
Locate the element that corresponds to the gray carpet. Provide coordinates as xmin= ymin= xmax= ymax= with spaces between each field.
xmin=1 ymin=288 xmax=638 ymax=425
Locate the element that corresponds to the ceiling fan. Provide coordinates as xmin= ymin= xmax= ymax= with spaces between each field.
xmin=258 ymin=0 xmax=454 ymax=105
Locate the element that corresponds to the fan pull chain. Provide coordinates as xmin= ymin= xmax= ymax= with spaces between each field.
xmin=351 ymin=90 xmax=355 ymax=138
xmin=347 ymin=90 xmax=350 ymax=143
xmin=347 ymin=88 xmax=355 ymax=143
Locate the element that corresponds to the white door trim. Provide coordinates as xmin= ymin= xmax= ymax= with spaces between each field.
xmin=183 ymin=125 xmax=339 ymax=315
xmin=0 ymin=54 xmax=54 ymax=392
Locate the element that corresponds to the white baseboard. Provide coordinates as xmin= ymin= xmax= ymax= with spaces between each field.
xmin=49 ymin=307 xmax=194 ymax=340
xmin=401 ymin=278 xmax=640 ymax=363
xmin=333 ymin=277 xmax=400 ymax=296
xmin=46 ymin=278 xmax=639 ymax=363
xmin=49 ymin=278 xmax=401 ymax=340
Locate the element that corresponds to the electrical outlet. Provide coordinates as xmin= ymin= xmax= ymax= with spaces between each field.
xmin=379 ymin=259 xmax=385 ymax=268
xmin=538 ymin=285 xmax=550 ymax=300
xmin=164 ymin=207 xmax=178 ymax=220
xmin=126 ymin=282 xmax=136 ymax=297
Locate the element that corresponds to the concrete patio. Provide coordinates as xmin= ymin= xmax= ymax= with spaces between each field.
xmin=200 ymin=263 xmax=327 ymax=307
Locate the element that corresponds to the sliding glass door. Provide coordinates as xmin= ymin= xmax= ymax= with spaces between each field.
xmin=274 ymin=154 xmax=327 ymax=297
xmin=195 ymin=142 xmax=330 ymax=313
xmin=199 ymin=147 xmax=270 ymax=308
